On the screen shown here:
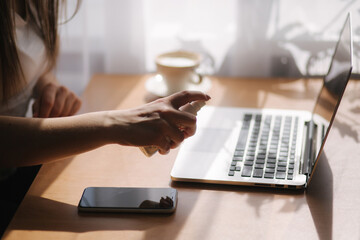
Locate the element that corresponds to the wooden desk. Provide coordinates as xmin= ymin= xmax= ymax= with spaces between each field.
xmin=4 ymin=75 xmax=360 ymax=240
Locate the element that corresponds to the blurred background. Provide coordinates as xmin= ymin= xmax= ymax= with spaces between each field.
xmin=56 ymin=0 xmax=360 ymax=95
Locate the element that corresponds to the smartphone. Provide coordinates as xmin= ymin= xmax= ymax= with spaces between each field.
xmin=78 ymin=187 xmax=178 ymax=213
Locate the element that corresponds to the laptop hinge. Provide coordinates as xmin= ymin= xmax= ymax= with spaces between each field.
xmin=302 ymin=120 xmax=317 ymax=177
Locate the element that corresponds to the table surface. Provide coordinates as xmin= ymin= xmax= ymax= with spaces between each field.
xmin=3 ymin=74 xmax=360 ymax=240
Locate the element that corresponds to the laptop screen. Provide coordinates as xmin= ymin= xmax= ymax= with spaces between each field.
xmin=312 ymin=14 xmax=352 ymax=162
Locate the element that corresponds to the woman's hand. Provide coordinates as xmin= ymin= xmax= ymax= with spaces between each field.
xmin=108 ymin=91 xmax=210 ymax=155
xmin=32 ymin=73 xmax=82 ymax=118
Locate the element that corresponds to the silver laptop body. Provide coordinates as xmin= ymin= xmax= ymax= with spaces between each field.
xmin=171 ymin=14 xmax=353 ymax=189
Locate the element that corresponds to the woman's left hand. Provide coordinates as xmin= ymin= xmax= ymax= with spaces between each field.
xmin=32 ymin=73 xmax=81 ymax=118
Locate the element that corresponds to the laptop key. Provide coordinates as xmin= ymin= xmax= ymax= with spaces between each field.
xmin=255 ymin=159 xmax=265 ymax=164
xmin=245 ymin=156 xmax=255 ymax=161
xmin=270 ymin=143 xmax=279 ymax=148
xmin=268 ymin=152 xmax=277 ymax=158
xmin=244 ymin=114 xmax=252 ymax=120
xmin=241 ymin=166 xmax=253 ymax=177
xmin=265 ymin=168 xmax=275 ymax=173
xmin=244 ymin=160 xmax=254 ymax=166
xmin=277 ymin=162 xmax=287 ymax=167
xmin=280 ymin=147 xmax=288 ymax=152
xmin=248 ymin=147 xmax=256 ymax=152
xmin=258 ymin=150 xmax=267 ymax=155
xmin=235 ymin=166 xmax=241 ymax=171
xmin=276 ymin=171 xmax=286 ymax=179
xmin=266 ymin=163 xmax=275 ymax=168
xmin=253 ymin=169 xmax=263 ymax=178
xmin=234 ymin=150 xmax=244 ymax=156
xmin=228 ymin=171 xmax=235 ymax=176
xmin=264 ymin=173 xmax=274 ymax=179
xmin=233 ymin=156 xmax=243 ymax=161
xmin=255 ymin=164 xmax=264 ymax=169
xmin=247 ymin=152 xmax=255 ymax=157
xmin=267 ymin=158 xmax=276 ymax=164
xmin=277 ymin=166 xmax=286 ymax=172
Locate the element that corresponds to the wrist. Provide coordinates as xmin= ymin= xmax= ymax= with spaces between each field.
xmin=101 ymin=110 xmax=124 ymax=145
xmin=33 ymin=72 xmax=59 ymax=97
xmin=90 ymin=111 xmax=116 ymax=145
xmin=102 ymin=110 xmax=134 ymax=146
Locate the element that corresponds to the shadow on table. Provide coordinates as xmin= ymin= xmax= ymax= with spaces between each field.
xmin=306 ymin=152 xmax=333 ymax=240
xmin=6 ymin=154 xmax=333 ymax=240
xmin=171 ymin=177 xmax=306 ymax=240
xmin=171 ymin=152 xmax=333 ymax=240
xmin=6 ymin=195 xmax=176 ymax=235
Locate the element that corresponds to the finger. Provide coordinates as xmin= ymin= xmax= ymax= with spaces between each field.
xmin=157 ymin=124 xmax=184 ymax=153
xmin=61 ymin=92 xmax=81 ymax=116
xmin=158 ymin=136 xmax=171 ymax=155
xmin=168 ymin=90 xmax=210 ymax=109
xmin=38 ymin=84 xmax=57 ymax=118
xmin=164 ymin=123 xmax=185 ymax=148
xmin=68 ymin=98 xmax=82 ymax=116
xmin=165 ymin=196 xmax=174 ymax=206
xmin=182 ymin=125 xmax=197 ymax=138
xmin=32 ymin=99 xmax=40 ymax=117
xmin=159 ymin=197 xmax=173 ymax=208
xmin=49 ymin=86 xmax=68 ymax=117
xmin=160 ymin=108 xmax=197 ymax=129
xmin=158 ymin=108 xmax=198 ymax=143
xmin=61 ymin=95 xmax=75 ymax=116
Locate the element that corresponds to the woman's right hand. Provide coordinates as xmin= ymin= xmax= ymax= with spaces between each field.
xmin=32 ymin=72 xmax=81 ymax=118
xmin=107 ymin=91 xmax=210 ymax=154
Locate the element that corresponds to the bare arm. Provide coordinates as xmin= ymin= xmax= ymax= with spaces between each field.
xmin=0 ymin=91 xmax=210 ymax=167
xmin=0 ymin=111 xmax=109 ymax=167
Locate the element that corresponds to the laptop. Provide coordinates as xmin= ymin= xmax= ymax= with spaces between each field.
xmin=171 ymin=13 xmax=353 ymax=189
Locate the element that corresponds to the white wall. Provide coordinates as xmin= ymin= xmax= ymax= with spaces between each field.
xmin=55 ymin=0 xmax=360 ymax=95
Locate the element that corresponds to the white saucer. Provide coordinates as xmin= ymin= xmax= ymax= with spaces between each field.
xmin=145 ymin=74 xmax=212 ymax=97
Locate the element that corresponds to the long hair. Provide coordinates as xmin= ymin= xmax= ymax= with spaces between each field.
xmin=0 ymin=0 xmax=80 ymax=103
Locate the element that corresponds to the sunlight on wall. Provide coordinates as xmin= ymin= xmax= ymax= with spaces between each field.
xmin=56 ymin=0 xmax=360 ymax=94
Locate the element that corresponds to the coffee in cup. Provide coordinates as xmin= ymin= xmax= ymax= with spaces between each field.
xmin=155 ymin=51 xmax=203 ymax=95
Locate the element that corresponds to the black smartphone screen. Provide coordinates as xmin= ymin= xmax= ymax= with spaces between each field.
xmin=78 ymin=187 xmax=177 ymax=213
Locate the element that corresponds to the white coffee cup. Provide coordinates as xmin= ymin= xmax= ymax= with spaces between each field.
xmin=155 ymin=51 xmax=203 ymax=94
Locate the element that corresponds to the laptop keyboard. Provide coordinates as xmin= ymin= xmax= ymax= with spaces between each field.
xmin=228 ymin=114 xmax=299 ymax=180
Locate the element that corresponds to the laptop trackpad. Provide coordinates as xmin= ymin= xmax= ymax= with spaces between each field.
xmin=181 ymin=127 xmax=238 ymax=153
xmin=173 ymin=127 xmax=240 ymax=179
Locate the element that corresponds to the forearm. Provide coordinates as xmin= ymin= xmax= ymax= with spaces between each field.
xmin=0 ymin=112 xmax=111 ymax=167
xmin=0 ymin=90 xmax=211 ymax=167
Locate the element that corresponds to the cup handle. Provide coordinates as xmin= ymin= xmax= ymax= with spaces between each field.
xmin=192 ymin=71 xmax=203 ymax=85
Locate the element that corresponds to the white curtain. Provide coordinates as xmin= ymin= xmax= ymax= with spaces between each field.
xmin=56 ymin=0 xmax=360 ymax=95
